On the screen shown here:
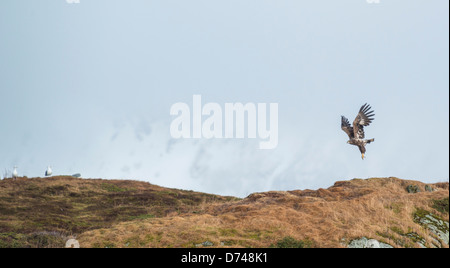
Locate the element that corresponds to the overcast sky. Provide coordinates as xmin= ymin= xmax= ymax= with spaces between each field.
xmin=0 ymin=0 xmax=448 ymax=197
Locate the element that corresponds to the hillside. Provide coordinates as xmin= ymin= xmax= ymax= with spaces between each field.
xmin=0 ymin=176 xmax=237 ymax=248
xmin=0 ymin=176 xmax=448 ymax=248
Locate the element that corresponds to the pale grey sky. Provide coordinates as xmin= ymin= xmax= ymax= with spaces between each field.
xmin=0 ymin=0 xmax=448 ymax=196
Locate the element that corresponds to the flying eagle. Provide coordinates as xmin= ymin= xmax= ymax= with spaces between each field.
xmin=341 ymin=103 xmax=375 ymax=159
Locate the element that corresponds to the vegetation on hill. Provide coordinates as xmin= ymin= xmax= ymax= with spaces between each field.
xmin=0 ymin=176 xmax=448 ymax=248
xmin=0 ymin=176 xmax=237 ymax=248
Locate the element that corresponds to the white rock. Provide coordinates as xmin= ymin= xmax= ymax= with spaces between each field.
xmin=365 ymin=239 xmax=381 ymax=248
xmin=65 ymin=239 xmax=80 ymax=248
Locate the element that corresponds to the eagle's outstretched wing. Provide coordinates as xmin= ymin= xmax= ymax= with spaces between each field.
xmin=353 ymin=103 xmax=375 ymax=139
xmin=341 ymin=116 xmax=354 ymax=139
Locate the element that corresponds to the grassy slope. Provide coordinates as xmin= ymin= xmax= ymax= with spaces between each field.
xmin=0 ymin=176 xmax=238 ymax=247
xmin=0 ymin=176 xmax=448 ymax=248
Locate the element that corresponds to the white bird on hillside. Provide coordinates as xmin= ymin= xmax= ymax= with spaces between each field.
xmin=45 ymin=166 xmax=53 ymax=177
xmin=12 ymin=166 xmax=18 ymax=179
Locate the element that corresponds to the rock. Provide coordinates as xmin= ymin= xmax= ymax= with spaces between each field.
xmin=378 ymin=241 xmax=394 ymax=248
xmin=348 ymin=237 xmax=368 ymax=248
xmin=348 ymin=237 xmax=393 ymax=248
xmin=425 ymin=185 xmax=434 ymax=192
xmin=365 ymin=239 xmax=380 ymax=248
xmin=406 ymin=232 xmax=427 ymax=248
xmin=202 ymin=241 xmax=214 ymax=247
xmin=406 ymin=185 xmax=420 ymax=193
xmin=415 ymin=213 xmax=449 ymax=246
xmin=195 ymin=241 xmax=214 ymax=247
xmin=65 ymin=239 xmax=80 ymax=248
xmin=417 ymin=242 xmax=427 ymax=248
xmin=414 ymin=209 xmax=449 ymax=246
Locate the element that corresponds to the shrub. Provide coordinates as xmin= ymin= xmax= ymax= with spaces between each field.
xmin=271 ymin=236 xmax=313 ymax=248
xmin=432 ymin=197 xmax=449 ymax=214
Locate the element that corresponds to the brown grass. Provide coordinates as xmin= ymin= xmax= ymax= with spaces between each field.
xmin=0 ymin=176 xmax=237 ymax=247
xmin=76 ymin=177 xmax=449 ymax=248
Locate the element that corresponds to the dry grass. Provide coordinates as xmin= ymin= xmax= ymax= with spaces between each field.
xmin=0 ymin=176 xmax=237 ymax=247
xmin=77 ymin=177 xmax=449 ymax=248
xmin=1 ymin=176 xmax=447 ymax=248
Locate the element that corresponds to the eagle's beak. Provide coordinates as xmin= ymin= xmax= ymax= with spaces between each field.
xmin=361 ymin=153 xmax=365 ymax=160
